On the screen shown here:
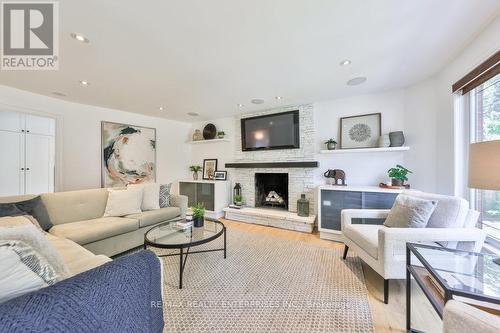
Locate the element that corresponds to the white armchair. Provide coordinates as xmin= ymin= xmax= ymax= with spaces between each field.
xmin=341 ymin=191 xmax=487 ymax=304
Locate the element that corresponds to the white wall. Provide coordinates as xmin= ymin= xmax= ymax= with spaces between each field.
xmin=0 ymin=85 xmax=192 ymax=192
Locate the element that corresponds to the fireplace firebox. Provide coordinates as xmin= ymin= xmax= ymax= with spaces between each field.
xmin=254 ymin=173 xmax=289 ymax=210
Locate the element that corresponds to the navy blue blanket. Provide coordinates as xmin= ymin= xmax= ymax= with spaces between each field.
xmin=0 ymin=250 xmax=164 ymax=333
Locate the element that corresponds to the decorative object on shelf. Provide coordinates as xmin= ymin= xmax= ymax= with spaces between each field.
xmin=217 ymin=131 xmax=225 ymax=139
xmin=378 ymin=134 xmax=391 ymax=147
xmin=340 ymin=113 xmax=381 ymax=149
xmin=297 ymin=194 xmax=310 ymax=217
xmin=192 ymin=129 xmax=203 ymax=141
xmin=214 ymin=171 xmax=227 ymax=180
xmin=234 ymin=194 xmax=243 ymax=206
xmin=189 ymin=165 xmax=202 ymax=180
xmin=191 ymin=202 xmax=205 ymax=227
xmin=389 ymin=131 xmax=405 ymax=147
xmin=324 ymin=138 xmax=337 ymax=150
xmin=379 ymin=182 xmax=410 ymax=189
xmin=202 ymin=159 xmax=218 ymax=180
xmin=233 ymin=183 xmax=242 ymax=205
xmin=101 ymin=121 xmax=156 ymax=187
xmin=387 ymin=164 xmax=412 ymax=187
xmin=324 ymin=169 xmax=347 ymax=186
xmin=203 ymin=123 xmax=217 ymax=140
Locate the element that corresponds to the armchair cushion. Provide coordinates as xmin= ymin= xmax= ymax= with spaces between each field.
xmin=404 ymin=191 xmax=469 ymax=228
xmin=384 ymin=195 xmax=436 ymax=228
xmin=343 ymin=224 xmax=382 ymax=259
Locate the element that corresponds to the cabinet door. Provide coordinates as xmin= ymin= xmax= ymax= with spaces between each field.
xmin=196 ymin=183 xmax=215 ymax=211
xmin=25 ymin=134 xmax=55 ymax=194
xmin=320 ymin=190 xmax=362 ymax=231
xmin=0 ymin=131 xmax=24 ymax=195
xmin=361 ymin=192 xmax=399 ymax=225
xmin=0 ymin=111 xmax=24 ymax=132
xmin=25 ymin=114 xmax=55 ymax=136
xmin=179 ymin=182 xmax=197 ymax=208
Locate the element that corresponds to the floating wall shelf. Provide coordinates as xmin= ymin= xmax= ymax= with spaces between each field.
xmin=319 ymin=146 xmax=410 ymax=154
xmin=187 ymin=138 xmax=230 ymax=144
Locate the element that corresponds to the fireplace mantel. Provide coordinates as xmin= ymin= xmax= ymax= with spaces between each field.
xmin=225 ymin=161 xmax=319 ymax=168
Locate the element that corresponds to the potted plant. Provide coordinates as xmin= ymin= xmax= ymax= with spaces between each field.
xmin=234 ymin=194 xmax=243 ymax=206
xmin=189 ymin=165 xmax=202 ymax=180
xmin=325 ymin=138 xmax=337 ymax=150
xmin=217 ymin=131 xmax=225 ymax=139
xmin=192 ymin=203 xmax=205 ymax=227
xmin=387 ymin=164 xmax=412 ymax=187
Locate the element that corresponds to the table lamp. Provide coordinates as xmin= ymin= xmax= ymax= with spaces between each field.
xmin=469 ymin=140 xmax=500 ymax=264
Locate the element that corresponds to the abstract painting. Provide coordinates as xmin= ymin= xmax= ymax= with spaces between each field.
xmin=340 ymin=113 xmax=381 ymax=149
xmin=101 ymin=121 xmax=156 ymax=187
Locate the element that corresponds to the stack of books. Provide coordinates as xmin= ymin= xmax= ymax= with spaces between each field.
xmin=174 ymin=220 xmax=193 ymax=230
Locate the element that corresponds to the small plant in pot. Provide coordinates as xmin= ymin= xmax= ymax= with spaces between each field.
xmin=189 ymin=165 xmax=202 ymax=180
xmin=325 ymin=138 xmax=337 ymax=150
xmin=192 ymin=203 xmax=205 ymax=227
xmin=234 ymin=194 xmax=243 ymax=206
xmin=217 ymin=131 xmax=225 ymax=139
xmin=388 ymin=164 xmax=412 ymax=187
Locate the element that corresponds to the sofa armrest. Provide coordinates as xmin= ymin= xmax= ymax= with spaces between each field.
xmin=0 ymin=250 xmax=164 ymax=333
xmin=341 ymin=209 xmax=390 ymax=231
xmin=170 ymin=194 xmax=188 ymax=217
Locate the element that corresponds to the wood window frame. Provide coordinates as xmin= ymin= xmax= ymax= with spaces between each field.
xmin=452 ymin=50 xmax=500 ymax=94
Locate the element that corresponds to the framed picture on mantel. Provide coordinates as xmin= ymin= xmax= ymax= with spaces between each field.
xmin=340 ymin=113 xmax=381 ymax=149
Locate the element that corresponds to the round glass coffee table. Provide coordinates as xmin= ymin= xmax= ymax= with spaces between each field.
xmin=144 ymin=219 xmax=226 ymax=289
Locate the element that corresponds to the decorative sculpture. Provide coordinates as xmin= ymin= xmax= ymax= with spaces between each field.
xmin=323 ymin=169 xmax=347 ymax=186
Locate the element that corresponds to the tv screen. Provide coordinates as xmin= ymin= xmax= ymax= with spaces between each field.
xmin=241 ymin=110 xmax=300 ymax=151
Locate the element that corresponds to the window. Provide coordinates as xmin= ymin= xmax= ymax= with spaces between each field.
xmin=469 ymin=73 xmax=500 ymax=249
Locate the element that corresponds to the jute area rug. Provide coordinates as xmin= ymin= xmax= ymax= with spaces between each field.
xmin=152 ymin=226 xmax=374 ymax=333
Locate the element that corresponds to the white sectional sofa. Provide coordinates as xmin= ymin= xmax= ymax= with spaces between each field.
xmin=0 ymin=188 xmax=188 ymax=258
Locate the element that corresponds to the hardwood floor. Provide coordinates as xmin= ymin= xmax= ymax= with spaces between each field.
xmin=220 ymin=218 xmax=442 ymax=333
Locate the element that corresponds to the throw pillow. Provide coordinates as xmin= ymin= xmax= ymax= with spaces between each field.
xmin=0 ymin=215 xmax=44 ymax=231
xmin=128 ymin=183 xmax=160 ymax=211
xmin=0 ymin=240 xmax=59 ymax=303
xmin=5 ymin=196 xmax=53 ymax=231
xmin=0 ymin=223 xmax=70 ymax=279
xmin=384 ymin=194 xmax=437 ymax=228
xmin=103 ymin=188 xmax=143 ymax=217
xmin=0 ymin=203 xmax=24 ymax=217
xmin=159 ymin=183 xmax=172 ymax=208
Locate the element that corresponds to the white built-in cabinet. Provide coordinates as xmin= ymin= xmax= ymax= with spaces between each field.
xmin=0 ymin=111 xmax=55 ymax=196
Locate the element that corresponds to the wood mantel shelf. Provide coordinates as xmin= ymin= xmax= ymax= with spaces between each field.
xmin=225 ymin=161 xmax=319 ymax=168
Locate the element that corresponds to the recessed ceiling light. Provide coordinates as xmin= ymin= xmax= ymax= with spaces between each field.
xmin=340 ymin=59 xmax=351 ymax=66
xmin=70 ymin=33 xmax=89 ymax=43
xmin=159 ymin=106 xmax=165 ymax=111
xmin=275 ymin=96 xmax=282 ymax=100
xmin=347 ymin=77 xmax=367 ymax=86
xmin=237 ymin=103 xmax=244 ymax=108
xmin=79 ymin=80 xmax=90 ymax=86
xmin=251 ymin=98 xmax=265 ymax=105
xmin=52 ymin=91 xmax=66 ymax=97
xmin=187 ymin=112 xmax=199 ymax=117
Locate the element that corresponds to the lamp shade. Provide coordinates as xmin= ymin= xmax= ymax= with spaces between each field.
xmin=469 ymin=140 xmax=500 ymax=190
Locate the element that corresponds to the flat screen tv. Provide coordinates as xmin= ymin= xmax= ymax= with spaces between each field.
xmin=241 ymin=110 xmax=300 ymax=151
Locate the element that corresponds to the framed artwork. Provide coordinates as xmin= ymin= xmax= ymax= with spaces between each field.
xmin=214 ymin=171 xmax=227 ymax=180
xmin=101 ymin=121 xmax=156 ymax=187
xmin=340 ymin=113 xmax=381 ymax=149
xmin=202 ymin=159 xmax=218 ymax=180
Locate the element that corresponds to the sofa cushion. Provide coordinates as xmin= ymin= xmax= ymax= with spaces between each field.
xmin=41 ymin=189 xmax=109 ymax=225
xmin=49 ymin=217 xmax=139 ymax=245
xmin=125 ymin=207 xmax=180 ymax=228
xmin=343 ymin=224 xmax=382 ymax=259
xmin=404 ymin=191 xmax=469 ymax=228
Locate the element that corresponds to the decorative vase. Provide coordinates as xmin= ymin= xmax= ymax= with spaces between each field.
xmin=326 ymin=142 xmax=337 ymax=150
xmin=218 ymin=133 xmax=225 ymax=139
xmin=378 ymin=134 xmax=391 ymax=147
xmin=192 ymin=129 xmax=203 ymax=141
xmin=193 ymin=216 xmax=204 ymax=228
xmin=297 ymin=194 xmax=310 ymax=217
xmin=391 ymin=178 xmax=403 ymax=187
xmin=389 ymin=131 xmax=405 ymax=147
xmin=192 ymin=172 xmax=198 ymax=180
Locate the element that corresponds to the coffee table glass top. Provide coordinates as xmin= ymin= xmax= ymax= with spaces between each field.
xmin=145 ymin=220 xmax=224 ymax=248
xmin=410 ymin=243 xmax=500 ymax=301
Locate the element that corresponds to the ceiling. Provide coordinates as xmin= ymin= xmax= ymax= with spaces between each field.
xmin=1 ymin=0 xmax=499 ymax=122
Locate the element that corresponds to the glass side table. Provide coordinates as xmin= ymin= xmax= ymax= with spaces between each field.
xmin=406 ymin=243 xmax=500 ymax=332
